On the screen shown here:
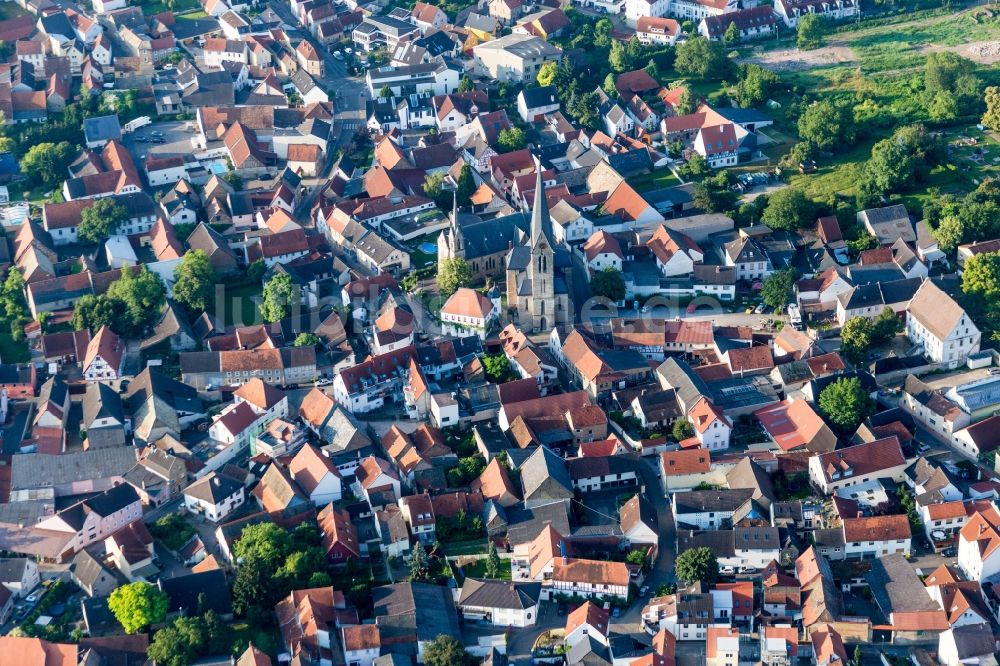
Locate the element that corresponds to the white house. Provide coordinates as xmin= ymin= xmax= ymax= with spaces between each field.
xmin=936 ymin=623 xmax=998 ymax=666
xmin=36 ymin=484 xmax=143 ymax=553
xmin=550 ymin=558 xmax=629 ymax=601
xmin=957 ymin=507 xmax=1000 ymax=582
xmin=289 ymin=443 xmax=343 ymax=505
xmin=183 ymin=473 xmax=246 ymax=523
xmin=0 ymin=559 xmax=40 ymax=599
xmin=208 ymin=402 xmax=266 ymax=452
xmin=440 ymin=287 xmax=498 ymax=339
xmin=808 ymin=437 xmax=908 ymax=495
xmin=342 ymin=625 xmax=381 ymax=666
xmin=583 ymin=230 xmax=624 ymax=273
xmin=647 ymin=225 xmax=701 ymax=277
xmin=906 ymin=280 xmax=981 ymax=368
xmin=457 ymin=579 xmax=541 ymax=627
xmin=83 ymin=326 xmax=124 ymax=382
xmin=688 ymin=397 xmax=732 ymax=451
xmin=516 ymin=86 xmax=560 ymax=123
xmin=672 ymin=488 xmax=753 ymax=530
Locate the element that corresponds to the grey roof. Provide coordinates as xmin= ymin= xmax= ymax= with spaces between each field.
xmin=83 ymin=115 xmax=122 ymax=143
xmin=656 ymin=357 xmax=711 ymax=411
xmin=677 ymin=529 xmax=735 ymax=557
xmin=458 ymin=578 xmax=541 ymax=610
xmin=69 ymin=550 xmax=113 ymax=590
xmin=83 ymin=381 xmax=124 ymax=428
xmin=725 ymin=458 xmax=776 ymax=510
xmin=184 ymin=473 xmax=243 ymax=504
xmin=475 ymin=33 xmax=561 ymax=59
xmin=947 ymin=624 xmax=997 ymax=659
xmin=865 ymin=553 xmax=939 ymax=615
xmin=673 ymin=489 xmax=754 ymax=515
xmin=506 ymin=500 xmax=571 ymax=546
xmin=566 ymin=635 xmax=612 ymax=666
xmin=11 ymin=448 xmax=138 ymax=490
xmin=320 ymin=405 xmax=372 ymax=455
xmin=141 ymin=300 xmax=196 ymax=351
xmin=355 ymin=230 xmax=405 ymax=264
xmin=0 ymin=558 xmax=28 ymax=584
xmin=371 ymin=582 xmax=460 ymax=643
xmin=520 ymin=446 xmax=573 ymax=502
xmin=519 ymin=85 xmax=559 ymax=110
xmin=37 ymin=375 xmax=68 ymax=411
xmin=158 ymin=570 xmax=232 ymax=617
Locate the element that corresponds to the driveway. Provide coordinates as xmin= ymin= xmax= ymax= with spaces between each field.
xmin=122 ymin=119 xmax=196 ymax=170
xmin=507 ymin=601 xmax=562 ymax=666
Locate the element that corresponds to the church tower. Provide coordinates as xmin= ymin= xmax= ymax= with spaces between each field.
xmin=437 ymin=191 xmax=464 ymax=273
xmin=526 ymin=160 xmax=555 ymax=331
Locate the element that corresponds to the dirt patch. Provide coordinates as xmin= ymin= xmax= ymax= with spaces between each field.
xmin=741 ymin=45 xmax=857 ymax=71
xmin=942 ymin=40 xmax=1000 ymax=64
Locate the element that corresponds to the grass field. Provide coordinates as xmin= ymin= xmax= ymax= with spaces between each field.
xmin=458 ymin=559 xmax=512 ymax=580
xmin=138 ymin=0 xmax=200 ymax=14
xmin=0 ymin=330 xmax=29 ymax=364
xmin=221 ymin=282 xmax=263 ymax=327
xmin=0 ymin=2 xmax=27 ymax=20
xmin=629 ymin=169 xmax=682 ymax=192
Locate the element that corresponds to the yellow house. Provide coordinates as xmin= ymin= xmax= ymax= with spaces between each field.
xmin=464 ymin=12 xmax=500 ymax=42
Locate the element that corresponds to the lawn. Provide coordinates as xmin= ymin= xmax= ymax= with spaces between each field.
xmin=442 ymin=538 xmax=488 ymax=556
xmin=228 ymin=622 xmax=283 ymax=659
xmin=138 ymin=0 xmax=200 ymax=14
xmin=177 ymin=7 xmax=209 ymax=18
xmin=221 ymin=282 xmax=264 ymax=327
xmin=0 ymin=330 xmax=29 ymax=363
xmin=457 ymin=558 xmax=512 ymax=581
xmin=628 ymin=169 xmax=682 ymax=193
xmin=0 ymin=2 xmax=27 ymax=20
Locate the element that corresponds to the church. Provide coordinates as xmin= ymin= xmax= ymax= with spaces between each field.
xmin=505 ymin=164 xmax=571 ymax=333
xmin=438 ymin=162 xmax=573 ymax=333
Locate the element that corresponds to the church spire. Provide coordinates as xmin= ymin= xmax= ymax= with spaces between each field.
xmin=530 ymin=156 xmax=552 ymax=247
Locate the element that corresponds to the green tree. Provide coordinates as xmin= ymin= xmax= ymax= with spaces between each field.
xmin=872 ymin=306 xmax=902 ymax=343
xmin=924 ymin=52 xmax=981 ymax=112
xmin=537 ymin=60 xmax=558 ymax=87
xmin=423 ymin=635 xmax=470 ymax=666
xmin=928 ymin=90 xmax=959 ymax=122
xmin=378 ymin=85 xmax=392 ymax=99
xmin=496 ymin=127 xmax=526 ymax=153
xmin=761 ymin=187 xmax=814 ymax=231
xmin=172 ymin=250 xmax=217 ymax=312
xmin=674 ymin=37 xmax=728 ymax=79
xmin=983 ymin=87 xmax=1000 ymax=131
xmin=21 ymin=141 xmax=74 ymax=188
xmin=294 ymin=332 xmax=321 ymax=347
xmin=839 ymin=316 xmax=873 ymax=363
xmin=851 ymin=645 xmax=863 ymax=666
xmin=571 ymin=91 xmax=602 ymax=131
xmin=591 ymin=268 xmax=626 ymax=302
xmin=261 ymin=272 xmax=297 ymax=323
xmin=234 ymin=522 xmax=293 ymax=567
xmin=423 ymin=171 xmax=450 ymax=210
xmin=672 ymin=418 xmax=694 ymax=441
xmin=626 ymin=549 xmax=648 ymax=568
xmin=71 ymin=294 xmax=123 ymax=333
xmin=796 ymin=13 xmax=827 ymax=50
xmin=482 ymin=352 xmax=513 ymax=383
xmin=723 ymin=21 xmax=740 ymax=46
xmin=78 ymin=198 xmax=129 ymax=244
xmin=147 ymin=616 xmax=205 ymax=666
xmin=735 ymin=63 xmax=780 ymax=108
xmin=964 ymin=252 xmax=1000 ymax=298
xmin=108 ymin=582 xmax=169 ymax=634
xmin=682 ymin=153 xmax=709 ymax=179
xmin=818 ymin=376 xmax=874 ymax=433
xmin=409 ymin=541 xmax=432 ymax=582
xmin=106 ymin=265 xmax=166 ymax=336
xmin=760 ymin=268 xmax=797 ymax=311
xmin=246 ymin=259 xmax=266 ymax=283
xmin=458 ymin=76 xmax=475 ymax=93
xmin=797 ymin=100 xmax=854 ymax=152
xmin=484 ymin=542 xmax=502 ymax=578
xmin=609 ymin=40 xmax=630 ymax=73
xmin=603 ymin=72 xmax=618 ymax=96
xmin=675 ymin=87 xmax=697 ymax=115
xmin=437 ymin=257 xmax=474 ymax=297
xmin=675 ymin=547 xmax=719 ymax=585
xmin=455 ymin=164 xmax=476 ymax=207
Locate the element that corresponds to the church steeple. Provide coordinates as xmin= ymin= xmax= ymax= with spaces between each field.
xmin=530 ymin=157 xmax=552 ymax=248
xmin=450 ymin=189 xmax=464 ymax=253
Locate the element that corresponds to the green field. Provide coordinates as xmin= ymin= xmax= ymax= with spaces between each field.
xmin=0 ymin=2 xmax=27 ymax=20
xmin=221 ymin=282 xmax=263 ymax=327
xmin=0 ymin=331 xmax=29 ymax=364
xmin=629 ymin=168 xmax=682 ymax=192
xmin=138 ymin=0 xmax=201 ymax=14
xmin=458 ymin=558 xmax=512 ymax=580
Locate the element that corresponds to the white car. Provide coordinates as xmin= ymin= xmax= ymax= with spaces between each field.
xmin=333 ymin=51 xmax=344 ymax=60
xmin=315 ymin=378 xmax=332 ymax=387
xmin=345 ymin=47 xmax=353 ymax=55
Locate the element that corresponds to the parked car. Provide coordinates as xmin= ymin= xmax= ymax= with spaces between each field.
xmin=942 ymin=547 xmax=956 ymax=558
xmin=333 ymin=51 xmax=344 ymax=60
xmin=639 ymin=585 xmax=650 ymax=597
xmin=315 ymin=378 xmax=332 ymax=387
xmin=612 ymin=607 xmax=621 ymax=618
